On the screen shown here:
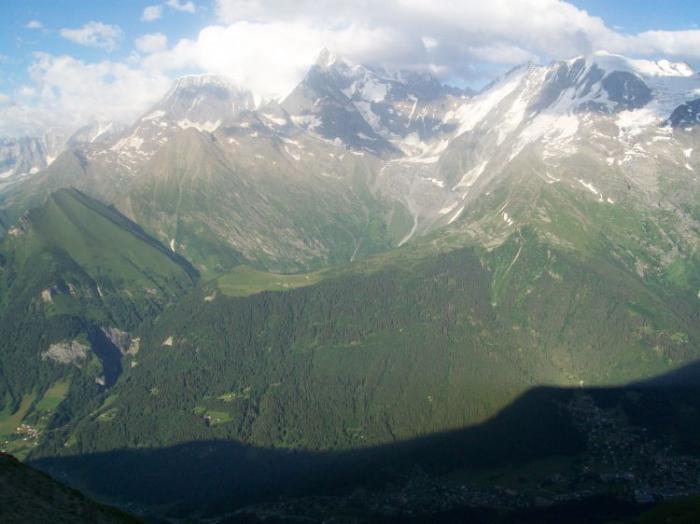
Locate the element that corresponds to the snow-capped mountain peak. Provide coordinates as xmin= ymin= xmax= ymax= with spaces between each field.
xmin=152 ymin=74 xmax=255 ymax=127
xmin=590 ymin=51 xmax=695 ymax=78
xmin=168 ymin=73 xmax=240 ymax=90
xmin=103 ymin=74 xmax=257 ymax=169
xmin=282 ymin=52 xmax=472 ymax=155
xmin=315 ymin=48 xmax=340 ymax=69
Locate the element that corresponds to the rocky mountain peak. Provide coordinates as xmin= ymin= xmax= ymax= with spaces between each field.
xmin=149 ymin=74 xmax=256 ymax=126
xmin=314 ymin=47 xmax=340 ymax=69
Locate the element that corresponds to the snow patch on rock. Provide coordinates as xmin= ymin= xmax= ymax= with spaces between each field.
xmin=448 ymin=206 xmax=465 ymax=224
xmin=143 ymin=110 xmax=166 ymax=121
xmin=454 ymin=161 xmax=488 ymax=191
xmin=177 ymin=118 xmax=221 ymax=133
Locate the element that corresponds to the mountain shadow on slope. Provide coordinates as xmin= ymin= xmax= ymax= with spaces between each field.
xmin=31 ymin=359 xmax=700 ymax=522
xmin=31 ymin=386 xmax=582 ymax=518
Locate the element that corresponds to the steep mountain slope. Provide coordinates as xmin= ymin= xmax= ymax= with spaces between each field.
xmin=25 ymin=81 xmax=700 ymax=511
xmin=0 ymin=53 xmax=474 ymax=273
xmin=0 ymin=188 xmax=196 ymax=458
xmin=373 ymin=52 xmax=700 ymax=243
xmin=281 ymin=51 xmax=398 ymax=155
xmin=109 ymin=58 xmax=471 ymax=273
xmin=2 ymin=52 xmax=698 ymax=272
xmin=118 ymin=122 xmax=397 ymax=274
xmin=281 ymin=50 xmax=471 ymax=155
xmin=0 ymin=452 xmax=140 ymax=523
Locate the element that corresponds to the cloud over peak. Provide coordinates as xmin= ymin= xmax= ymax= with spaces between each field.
xmin=213 ymin=0 xmax=700 ymax=76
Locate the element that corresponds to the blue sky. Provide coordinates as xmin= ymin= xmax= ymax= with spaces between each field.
xmin=576 ymin=0 xmax=699 ymax=33
xmin=1 ymin=0 xmax=699 ymax=136
xmin=0 ymin=1 xmax=212 ymax=94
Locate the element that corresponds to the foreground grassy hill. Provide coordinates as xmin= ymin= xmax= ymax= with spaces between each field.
xmin=0 ymin=188 xmax=197 ymax=458
xmin=615 ymin=496 xmax=700 ymax=524
xmin=0 ymin=452 xmax=140 ymax=523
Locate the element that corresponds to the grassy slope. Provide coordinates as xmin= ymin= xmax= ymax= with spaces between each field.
xmin=120 ymin=130 xmax=395 ymax=277
xmin=217 ymin=265 xmax=324 ymax=297
xmin=0 ymin=452 xmax=140 ymax=523
xmin=28 ymin=188 xmax=197 ymax=289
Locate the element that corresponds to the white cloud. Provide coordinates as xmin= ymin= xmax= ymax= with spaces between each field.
xmin=166 ymin=0 xmax=196 ymax=13
xmin=60 ymin=21 xmax=123 ymax=51
xmin=0 ymin=93 xmax=9 ymax=104
xmin=18 ymin=86 xmax=37 ymax=99
xmin=135 ymin=33 xmax=168 ymax=53
xmin=26 ymin=20 xmax=43 ymax=30
xmin=619 ymin=30 xmax=700 ymax=57
xmin=466 ymin=44 xmax=537 ymax=65
xmin=0 ymin=53 xmax=171 ymax=136
xmin=143 ymin=20 xmax=403 ymax=102
xmin=421 ymin=36 xmax=438 ymax=51
xmin=5 ymin=0 xmax=700 ymax=137
xmin=141 ymin=5 xmax=163 ymax=22
xmin=212 ymin=0 xmax=700 ymax=73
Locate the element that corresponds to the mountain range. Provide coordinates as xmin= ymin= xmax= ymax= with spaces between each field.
xmin=1 ymin=48 xmax=700 ymax=522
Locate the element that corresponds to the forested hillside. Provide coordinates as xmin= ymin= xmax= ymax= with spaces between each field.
xmin=0 ymin=188 xmax=197 ymax=458
xmin=32 ymin=221 xmax=700 ymax=457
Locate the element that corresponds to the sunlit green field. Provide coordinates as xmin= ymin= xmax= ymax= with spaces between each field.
xmin=217 ymin=265 xmax=325 ymax=297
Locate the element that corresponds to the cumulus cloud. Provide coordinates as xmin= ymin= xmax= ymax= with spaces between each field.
xmin=26 ymin=20 xmax=43 ymax=30
xmin=166 ymin=0 xmax=196 ymax=13
xmin=18 ymin=86 xmax=37 ymax=99
xmin=4 ymin=0 xmax=700 ymax=137
xmin=213 ymin=0 xmax=700 ymax=75
xmin=135 ymin=32 xmax=168 ymax=53
xmin=618 ymin=30 xmax=700 ymax=57
xmin=141 ymin=5 xmax=163 ymax=22
xmin=0 ymin=53 xmax=171 ymax=136
xmin=143 ymin=21 xmax=404 ymax=102
xmin=59 ymin=21 xmax=123 ymax=51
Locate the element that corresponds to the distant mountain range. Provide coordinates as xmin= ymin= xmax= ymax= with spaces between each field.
xmin=2 ymin=50 xmax=698 ymax=275
xmin=0 ymin=122 xmax=125 ymax=181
